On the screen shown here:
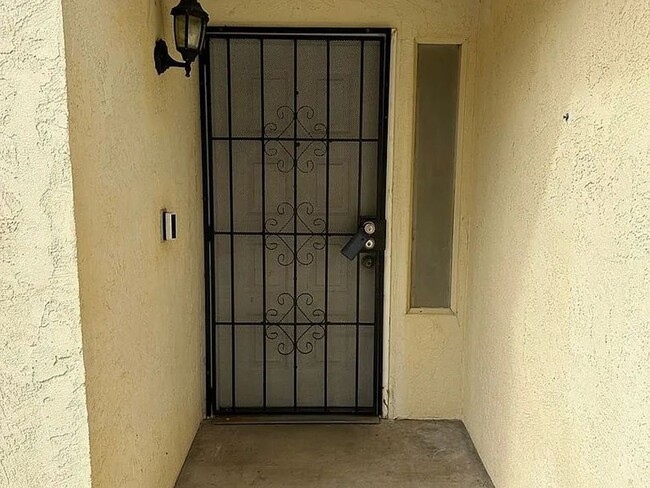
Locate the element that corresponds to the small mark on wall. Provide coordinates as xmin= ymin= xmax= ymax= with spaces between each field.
xmin=563 ymin=113 xmax=570 ymax=122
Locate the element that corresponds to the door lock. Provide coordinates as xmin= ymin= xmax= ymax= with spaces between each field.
xmin=341 ymin=217 xmax=385 ymax=261
xmin=363 ymin=221 xmax=376 ymax=235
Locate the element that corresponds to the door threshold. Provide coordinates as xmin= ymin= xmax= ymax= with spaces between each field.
xmin=209 ymin=414 xmax=380 ymax=425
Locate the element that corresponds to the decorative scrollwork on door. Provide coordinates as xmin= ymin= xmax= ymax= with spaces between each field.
xmin=262 ymin=103 xmax=329 ymax=353
xmin=263 ymin=105 xmax=327 ymax=173
xmin=265 ymin=293 xmax=326 ymax=355
xmin=265 ymin=234 xmax=325 ymax=267
xmin=265 ymin=201 xmax=326 ymax=234
xmin=263 ymin=193 xmax=327 ymax=268
xmin=264 ymin=105 xmax=326 ymax=139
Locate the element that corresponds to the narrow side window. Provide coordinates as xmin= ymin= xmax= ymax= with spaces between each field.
xmin=409 ymin=44 xmax=461 ymax=309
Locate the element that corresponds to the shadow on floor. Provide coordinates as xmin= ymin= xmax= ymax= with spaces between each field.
xmin=175 ymin=419 xmax=493 ymax=487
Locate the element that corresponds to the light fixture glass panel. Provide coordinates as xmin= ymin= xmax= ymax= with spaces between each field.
xmin=185 ymin=15 xmax=204 ymax=50
xmin=175 ymin=15 xmax=203 ymax=52
xmin=174 ymin=15 xmax=188 ymax=50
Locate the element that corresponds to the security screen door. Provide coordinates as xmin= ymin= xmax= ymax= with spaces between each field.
xmin=200 ymin=28 xmax=391 ymax=416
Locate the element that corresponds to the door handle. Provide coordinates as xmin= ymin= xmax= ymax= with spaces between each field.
xmin=341 ymin=218 xmax=385 ymax=261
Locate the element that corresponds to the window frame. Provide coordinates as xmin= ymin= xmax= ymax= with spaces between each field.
xmin=406 ymin=38 xmax=469 ymax=316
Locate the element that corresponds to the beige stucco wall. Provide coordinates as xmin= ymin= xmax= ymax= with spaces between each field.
xmin=464 ymin=0 xmax=650 ymax=486
xmin=206 ymin=0 xmax=479 ymax=420
xmin=0 ymin=0 xmax=92 ymax=486
xmin=60 ymin=0 xmax=204 ymax=486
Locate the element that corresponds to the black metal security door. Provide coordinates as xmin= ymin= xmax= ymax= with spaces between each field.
xmin=200 ymin=28 xmax=391 ymax=416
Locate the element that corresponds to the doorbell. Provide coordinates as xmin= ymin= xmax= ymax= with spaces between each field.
xmin=162 ymin=210 xmax=177 ymax=241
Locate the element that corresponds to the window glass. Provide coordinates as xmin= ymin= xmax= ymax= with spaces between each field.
xmin=410 ymin=44 xmax=461 ymax=309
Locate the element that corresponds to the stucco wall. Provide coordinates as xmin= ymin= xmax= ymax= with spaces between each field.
xmin=60 ymin=0 xmax=204 ymax=486
xmin=0 ymin=0 xmax=92 ymax=486
xmin=464 ymin=1 xmax=650 ymax=486
xmin=206 ymin=0 xmax=479 ymax=420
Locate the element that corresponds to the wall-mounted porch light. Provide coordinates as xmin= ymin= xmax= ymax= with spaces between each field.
xmin=154 ymin=0 xmax=209 ymax=77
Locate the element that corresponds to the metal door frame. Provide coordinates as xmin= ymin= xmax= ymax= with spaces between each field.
xmin=199 ymin=27 xmax=392 ymax=417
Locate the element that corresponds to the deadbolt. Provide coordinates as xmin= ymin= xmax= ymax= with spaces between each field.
xmin=340 ymin=218 xmax=384 ymax=261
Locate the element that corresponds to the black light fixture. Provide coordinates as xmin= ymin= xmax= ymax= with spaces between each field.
xmin=154 ymin=0 xmax=209 ymax=77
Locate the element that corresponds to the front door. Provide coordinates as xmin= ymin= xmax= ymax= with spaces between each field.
xmin=200 ymin=28 xmax=391 ymax=416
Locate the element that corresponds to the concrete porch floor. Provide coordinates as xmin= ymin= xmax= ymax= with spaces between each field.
xmin=175 ymin=420 xmax=494 ymax=487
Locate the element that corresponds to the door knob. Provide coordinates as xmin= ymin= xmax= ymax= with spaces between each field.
xmin=341 ymin=218 xmax=384 ymax=261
